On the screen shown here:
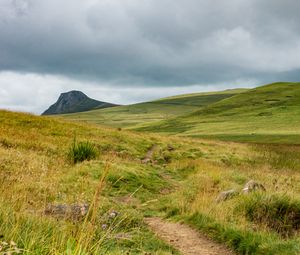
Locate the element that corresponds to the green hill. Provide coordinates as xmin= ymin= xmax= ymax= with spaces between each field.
xmin=137 ymin=82 xmax=300 ymax=143
xmin=61 ymin=89 xmax=246 ymax=128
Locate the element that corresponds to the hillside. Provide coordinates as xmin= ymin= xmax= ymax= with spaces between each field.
xmin=61 ymin=89 xmax=246 ymax=128
xmin=137 ymin=82 xmax=300 ymax=144
xmin=0 ymin=110 xmax=299 ymax=254
xmin=42 ymin=90 xmax=117 ymax=115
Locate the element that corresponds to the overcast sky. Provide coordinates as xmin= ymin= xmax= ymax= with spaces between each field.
xmin=0 ymin=0 xmax=300 ymax=114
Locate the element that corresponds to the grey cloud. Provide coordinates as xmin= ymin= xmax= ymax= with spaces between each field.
xmin=0 ymin=71 xmax=257 ymax=114
xmin=0 ymin=0 xmax=300 ymax=95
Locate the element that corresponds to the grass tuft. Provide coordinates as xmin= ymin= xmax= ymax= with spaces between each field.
xmin=68 ymin=140 xmax=97 ymax=164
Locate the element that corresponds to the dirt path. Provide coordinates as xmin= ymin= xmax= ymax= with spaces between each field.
xmin=142 ymin=144 xmax=158 ymax=163
xmin=145 ymin=217 xmax=234 ymax=255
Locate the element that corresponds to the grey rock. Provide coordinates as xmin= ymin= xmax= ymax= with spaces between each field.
xmin=108 ymin=210 xmax=119 ymax=219
xmin=44 ymin=203 xmax=89 ymax=219
xmin=101 ymin=224 xmax=108 ymax=230
xmin=42 ymin=90 xmax=117 ymax=115
xmin=216 ymin=189 xmax=238 ymax=202
xmin=242 ymin=180 xmax=266 ymax=194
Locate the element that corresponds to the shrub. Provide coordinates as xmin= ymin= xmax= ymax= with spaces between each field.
xmin=238 ymin=193 xmax=300 ymax=237
xmin=68 ymin=140 xmax=97 ymax=164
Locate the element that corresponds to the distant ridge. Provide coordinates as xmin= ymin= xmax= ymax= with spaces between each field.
xmin=42 ymin=90 xmax=117 ymax=115
xmin=61 ymin=88 xmax=246 ymax=128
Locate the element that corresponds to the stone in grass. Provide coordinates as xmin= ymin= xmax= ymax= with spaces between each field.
xmin=44 ymin=203 xmax=89 ymax=220
xmin=216 ymin=189 xmax=238 ymax=202
xmin=242 ymin=180 xmax=266 ymax=194
xmin=101 ymin=224 xmax=108 ymax=230
xmin=108 ymin=210 xmax=119 ymax=219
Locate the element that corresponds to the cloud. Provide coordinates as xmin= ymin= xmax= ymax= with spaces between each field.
xmin=0 ymin=71 xmax=257 ymax=114
xmin=0 ymin=0 xmax=300 ymax=112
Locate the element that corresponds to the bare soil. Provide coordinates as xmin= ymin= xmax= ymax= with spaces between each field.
xmin=142 ymin=144 xmax=158 ymax=163
xmin=145 ymin=217 xmax=234 ymax=255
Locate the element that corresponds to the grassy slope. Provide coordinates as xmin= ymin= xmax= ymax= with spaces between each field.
xmin=61 ymin=89 xmax=246 ymax=129
xmin=0 ymin=110 xmax=299 ymax=254
xmin=137 ymin=82 xmax=300 ymax=144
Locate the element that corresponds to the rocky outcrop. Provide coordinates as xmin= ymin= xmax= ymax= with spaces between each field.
xmin=42 ymin=90 xmax=117 ymax=115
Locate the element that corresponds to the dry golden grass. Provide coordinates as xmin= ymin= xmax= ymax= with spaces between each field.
xmin=0 ymin=110 xmax=299 ymax=254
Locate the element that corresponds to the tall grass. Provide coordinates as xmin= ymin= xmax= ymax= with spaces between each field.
xmin=73 ymin=157 xmax=112 ymax=254
xmin=237 ymin=193 xmax=300 ymax=237
xmin=68 ymin=140 xmax=97 ymax=164
xmin=187 ymin=212 xmax=300 ymax=255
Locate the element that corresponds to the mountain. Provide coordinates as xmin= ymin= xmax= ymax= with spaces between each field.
xmin=42 ymin=90 xmax=117 ymax=115
xmin=136 ymin=82 xmax=300 ymax=143
xmin=61 ymin=88 xmax=247 ymax=128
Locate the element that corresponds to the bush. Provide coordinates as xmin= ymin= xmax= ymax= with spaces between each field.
xmin=238 ymin=193 xmax=300 ymax=237
xmin=68 ymin=140 xmax=97 ymax=164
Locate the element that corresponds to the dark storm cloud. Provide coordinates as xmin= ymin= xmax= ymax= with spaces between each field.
xmin=1 ymin=0 xmax=300 ymax=86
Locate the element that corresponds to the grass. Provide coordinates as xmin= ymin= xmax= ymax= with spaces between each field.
xmin=68 ymin=140 xmax=98 ymax=164
xmin=238 ymin=193 xmax=300 ymax=237
xmin=186 ymin=213 xmax=300 ymax=255
xmin=59 ymin=82 xmax=300 ymax=144
xmin=0 ymin=109 xmax=299 ymax=254
xmin=136 ymin=82 xmax=300 ymax=144
xmin=61 ymin=89 xmax=245 ymax=129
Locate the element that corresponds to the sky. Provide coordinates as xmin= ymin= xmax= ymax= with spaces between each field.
xmin=0 ymin=0 xmax=300 ymax=114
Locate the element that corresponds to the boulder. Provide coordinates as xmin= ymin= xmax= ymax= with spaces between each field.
xmin=44 ymin=203 xmax=89 ymax=219
xmin=242 ymin=180 xmax=266 ymax=194
xmin=216 ymin=189 xmax=238 ymax=202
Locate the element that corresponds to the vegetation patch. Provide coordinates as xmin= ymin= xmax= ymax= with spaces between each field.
xmin=238 ymin=193 xmax=300 ymax=237
xmin=68 ymin=140 xmax=98 ymax=164
xmin=186 ymin=212 xmax=300 ymax=255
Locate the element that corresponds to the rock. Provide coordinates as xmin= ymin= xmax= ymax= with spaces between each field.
xmin=216 ymin=189 xmax=238 ymax=202
xmin=42 ymin=90 xmax=117 ymax=115
xmin=114 ymin=233 xmax=132 ymax=240
xmin=242 ymin=180 xmax=266 ymax=194
xmin=101 ymin=224 xmax=108 ymax=230
xmin=167 ymin=145 xmax=175 ymax=151
xmin=108 ymin=210 xmax=119 ymax=219
xmin=44 ymin=203 xmax=89 ymax=220
xmin=141 ymin=158 xmax=151 ymax=164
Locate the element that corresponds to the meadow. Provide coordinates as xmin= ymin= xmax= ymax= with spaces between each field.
xmin=0 ymin=110 xmax=299 ymax=254
xmin=137 ymin=82 xmax=300 ymax=144
xmin=61 ymin=89 xmax=245 ymax=129
xmin=61 ymin=82 xmax=300 ymax=145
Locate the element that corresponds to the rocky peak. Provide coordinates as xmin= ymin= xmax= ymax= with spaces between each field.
xmin=42 ymin=90 xmax=117 ymax=115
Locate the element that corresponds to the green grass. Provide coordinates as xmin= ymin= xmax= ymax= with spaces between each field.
xmin=68 ymin=140 xmax=98 ymax=164
xmin=0 ymin=109 xmax=300 ymax=254
xmin=186 ymin=213 xmax=300 ymax=255
xmin=137 ymin=82 xmax=300 ymax=144
xmin=60 ymin=82 xmax=300 ymax=144
xmin=237 ymin=193 xmax=300 ymax=237
xmin=61 ymin=89 xmax=245 ymax=129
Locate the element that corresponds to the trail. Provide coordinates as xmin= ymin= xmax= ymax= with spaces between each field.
xmin=145 ymin=217 xmax=234 ymax=255
xmin=141 ymin=144 xmax=158 ymax=163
